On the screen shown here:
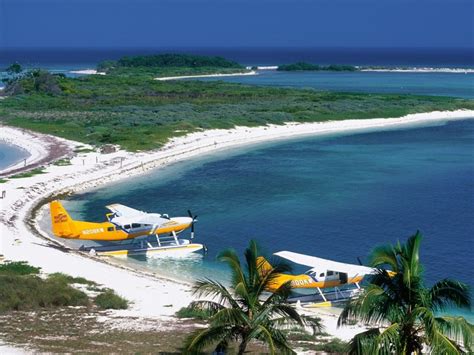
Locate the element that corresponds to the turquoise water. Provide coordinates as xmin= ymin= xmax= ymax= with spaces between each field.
xmin=201 ymin=70 xmax=474 ymax=99
xmin=0 ymin=143 xmax=29 ymax=171
xmin=65 ymin=119 xmax=474 ymax=320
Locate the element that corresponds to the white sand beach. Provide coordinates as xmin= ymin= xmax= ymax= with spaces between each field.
xmin=1 ymin=110 xmax=473 ymax=341
xmin=69 ymin=69 xmax=106 ymax=75
xmin=155 ymin=70 xmax=257 ymax=81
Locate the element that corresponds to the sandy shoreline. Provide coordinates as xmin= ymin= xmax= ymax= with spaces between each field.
xmin=1 ymin=109 xmax=473 ymax=342
xmin=155 ymin=70 xmax=257 ymax=81
xmin=0 ymin=126 xmax=73 ymax=177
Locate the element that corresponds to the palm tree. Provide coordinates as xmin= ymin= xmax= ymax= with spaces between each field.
xmin=338 ymin=231 xmax=473 ymax=354
xmin=184 ymin=240 xmax=322 ymax=354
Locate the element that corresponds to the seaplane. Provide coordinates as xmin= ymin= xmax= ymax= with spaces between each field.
xmin=50 ymin=200 xmax=203 ymax=257
xmin=258 ymin=251 xmax=384 ymax=307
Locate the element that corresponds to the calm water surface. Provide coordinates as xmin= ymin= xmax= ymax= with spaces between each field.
xmin=64 ymin=120 xmax=474 ymax=311
xmin=0 ymin=143 xmax=29 ymax=171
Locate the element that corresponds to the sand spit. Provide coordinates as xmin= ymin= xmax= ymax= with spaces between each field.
xmin=155 ymin=70 xmax=257 ymax=81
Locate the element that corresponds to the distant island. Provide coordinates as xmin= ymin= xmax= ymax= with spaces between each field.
xmin=1 ymin=53 xmax=473 ymax=151
xmin=277 ymin=62 xmax=357 ymax=72
xmin=97 ymin=53 xmax=249 ymax=77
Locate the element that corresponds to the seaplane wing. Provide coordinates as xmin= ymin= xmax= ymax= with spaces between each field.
xmin=106 ymin=203 xmax=149 ymax=218
xmin=274 ymin=251 xmax=375 ymax=276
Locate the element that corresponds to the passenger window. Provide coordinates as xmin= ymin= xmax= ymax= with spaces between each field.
xmin=327 ymin=271 xmax=334 ymax=276
xmin=319 ymin=273 xmax=325 ymax=277
xmin=132 ymin=223 xmax=140 ymax=228
xmin=107 ymin=227 xmax=115 ymax=232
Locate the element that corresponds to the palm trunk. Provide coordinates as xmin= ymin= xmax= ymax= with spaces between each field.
xmin=238 ymin=339 xmax=248 ymax=355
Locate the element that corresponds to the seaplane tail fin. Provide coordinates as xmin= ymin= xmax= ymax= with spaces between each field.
xmin=256 ymin=256 xmax=273 ymax=276
xmin=50 ymin=200 xmax=79 ymax=238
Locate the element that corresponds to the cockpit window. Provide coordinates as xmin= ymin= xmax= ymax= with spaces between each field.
xmin=131 ymin=223 xmax=141 ymax=228
xmin=124 ymin=224 xmax=131 ymax=230
xmin=319 ymin=272 xmax=325 ymax=277
xmin=327 ymin=271 xmax=334 ymax=276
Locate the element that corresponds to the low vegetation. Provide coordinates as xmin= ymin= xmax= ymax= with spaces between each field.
xmin=0 ymin=261 xmax=40 ymax=275
xmin=9 ymin=167 xmax=46 ymax=179
xmin=1 ymin=55 xmax=472 ymax=151
xmin=0 ymin=261 xmax=127 ymax=312
xmin=94 ymin=289 xmax=128 ymax=310
xmin=176 ymin=305 xmax=213 ymax=320
xmin=52 ymin=158 xmax=71 ymax=166
xmin=278 ymin=62 xmax=358 ymax=71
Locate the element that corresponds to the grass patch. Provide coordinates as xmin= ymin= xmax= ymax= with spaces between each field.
xmin=52 ymin=158 xmax=71 ymax=166
xmin=94 ymin=289 xmax=128 ymax=310
xmin=48 ymin=272 xmax=97 ymax=286
xmin=0 ymin=261 xmax=41 ymax=275
xmin=0 ymin=274 xmax=89 ymax=312
xmin=311 ymin=338 xmax=349 ymax=353
xmin=0 ymin=178 xmax=8 ymax=183
xmin=74 ymin=147 xmax=95 ymax=153
xmin=9 ymin=167 xmax=45 ymax=179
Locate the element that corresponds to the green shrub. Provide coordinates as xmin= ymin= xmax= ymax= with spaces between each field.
xmin=52 ymin=158 xmax=71 ymax=166
xmin=48 ymin=272 xmax=97 ymax=286
xmin=95 ymin=289 xmax=128 ymax=310
xmin=175 ymin=306 xmax=212 ymax=320
xmin=9 ymin=168 xmax=45 ymax=179
xmin=0 ymin=261 xmax=41 ymax=275
xmin=313 ymin=338 xmax=349 ymax=353
xmin=0 ymin=274 xmax=89 ymax=312
xmin=278 ymin=62 xmax=357 ymax=72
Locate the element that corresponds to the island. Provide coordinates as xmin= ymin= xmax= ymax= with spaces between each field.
xmin=1 ymin=54 xmax=472 ymax=151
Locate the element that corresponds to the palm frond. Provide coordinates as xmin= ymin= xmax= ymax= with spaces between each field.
xmin=184 ymin=325 xmax=235 ymax=353
xmin=369 ymin=244 xmax=399 ymax=271
xmin=251 ymin=324 xmax=295 ymax=354
xmin=430 ymin=279 xmax=471 ymax=311
xmin=347 ymin=328 xmax=380 ymax=355
xmin=187 ymin=300 xmax=225 ymax=316
xmin=211 ymin=307 xmax=248 ymax=327
xmin=434 ymin=316 xmax=473 ymax=352
xmin=192 ymin=278 xmax=241 ymax=310
xmin=218 ymin=248 xmax=247 ymax=291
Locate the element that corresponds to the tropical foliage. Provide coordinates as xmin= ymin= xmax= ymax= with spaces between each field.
xmin=184 ymin=240 xmax=322 ymax=354
xmin=2 ymin=65 xmax=473 ymax=151
xmin=338 ymin=231 xmax=473 ymax=354
xmin=97 ymin=53 xmax=243 ymax=72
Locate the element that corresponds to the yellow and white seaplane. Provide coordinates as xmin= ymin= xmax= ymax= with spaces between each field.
xmin=50 ymin=200 xmax=203 ymax=257
xmin=258 ymin=251 xmax=379 ymax=307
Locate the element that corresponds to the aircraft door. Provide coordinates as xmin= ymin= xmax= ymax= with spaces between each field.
xmin=339 ymin=272 xmax=348 ymax=284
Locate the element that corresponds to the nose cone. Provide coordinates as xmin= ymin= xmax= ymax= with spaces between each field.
xmin=171 ymin=217 xmax=193 ymax=226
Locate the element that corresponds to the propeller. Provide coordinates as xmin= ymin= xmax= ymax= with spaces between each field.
xmin=187 ymin=210 xmax=198 ymax=239
xmin=357 ymin=257 xmax=363 ymax=266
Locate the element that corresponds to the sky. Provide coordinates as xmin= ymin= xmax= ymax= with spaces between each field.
xmin=0 ymin=0 xmax=473 ymax=49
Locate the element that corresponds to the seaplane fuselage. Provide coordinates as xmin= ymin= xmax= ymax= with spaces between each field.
xmin=257 ymin=256 xmax=365 ymax=292
xmin=50 ymin=201 xmax=192 ymax=241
